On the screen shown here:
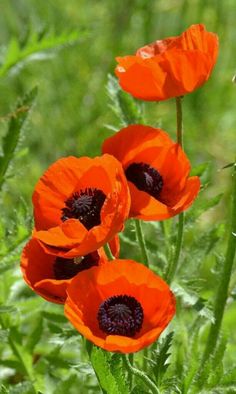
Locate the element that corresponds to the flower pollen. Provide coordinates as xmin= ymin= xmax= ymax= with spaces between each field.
xmin=125 ymin=162 xmax=163 ymax=199
xmin=61 ymin=188 xmax=106 ymax=230
xmin=97 ymin=294 xmax=143 ymax=337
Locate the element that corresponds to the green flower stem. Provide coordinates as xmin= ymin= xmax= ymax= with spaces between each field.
xmin=135 ymin=219 xmax=149 ymax=267
xmin=104 ymin=243 xmax=115 ymax=260
xmin=166 ymin=96 xmax=184 ymax=283
xmin=123 ymin=354 xmax=160 ymax=394
xmin=166 ymin=212 xmax=184 ymax=283
xmin=176 ymin=96 xmax=183 ymax=147
xmin=202 ymin=163 xmax=236 ymax=362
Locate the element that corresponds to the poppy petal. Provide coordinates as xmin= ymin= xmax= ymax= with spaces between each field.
xmin=65 ymin=260 xmax=176 ymax=353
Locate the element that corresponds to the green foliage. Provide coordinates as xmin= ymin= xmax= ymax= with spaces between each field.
xmin=149 ymin=332 xmax=174 ymax=387
xmin=107 ymin=74 xmax=143 ymax=127
xmin=0 ymin=30 xmax=82 ymax=78
xmin=89 ymin=347 xmax=130 ymax=394
xmin=0 ymin=87 xmax=37 ymax=190
xmin=185 ymin=192 xmax=223 ymax=225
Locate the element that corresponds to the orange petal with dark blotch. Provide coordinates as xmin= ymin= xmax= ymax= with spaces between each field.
xmin=64 ymin=260 xmax=176 ymax=353
xmin=33 ymin=156 xmax=93 ymax=230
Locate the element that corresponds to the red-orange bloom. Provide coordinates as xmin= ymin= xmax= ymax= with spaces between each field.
xmin=32 ymin=155 xmax=130 ymax=258
xmin=21 ymin=237 xmax=119 ymax=304
xmin=65 ymin=259 xmax=175 ymax=353
xmin=115 ymin=24 xmax=218 ymax=101
xmin=102 ymin=125 xmax=200 ymax=220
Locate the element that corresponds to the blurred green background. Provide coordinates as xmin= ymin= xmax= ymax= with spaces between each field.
xmin=0 ymin=0 xmax=236 ymax=391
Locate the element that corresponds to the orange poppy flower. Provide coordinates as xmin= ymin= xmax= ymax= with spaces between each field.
xmin=65 ymin=259 xmax=175 ymax=353
xmin=102 ymin=125 xmax=200 ymax=220
xmin=32 ymin=155 xmax=130 ymax=258
xmin=21 ymin=236 xmax=119 ymax=304
xmin=115 ymin=24 xmax=218 ymax=101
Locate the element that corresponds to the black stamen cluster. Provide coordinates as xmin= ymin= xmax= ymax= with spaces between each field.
xmin=53 ymin=252 xmax=100 ymax=280
xmin=61 ymin=188 xmax=106 ymax=230
xmin=125 ymin=162 xmax=163 ymax=199
xmin=97 ymin=294 xmax=143 ymax=337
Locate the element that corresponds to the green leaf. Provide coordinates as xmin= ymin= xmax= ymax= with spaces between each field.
xmin=0 ymin=305 xmax=17 ymax=314
xmin=190 ymin=162 xmax=210 ymax=177
xmin=53 ymin=373 xmax=77 ymax=394
xmin=185 ymin=193 xmax=223 ymax=225
xmin=0 ymin=328 xmax=9 ymax=342
xmin=150 ymin=332 xmax=174 ymax=386
xmin=0 ymin=30 xmax=82 ymax=78
xmin=131 ymin=385 xmax=149 ymax=394
xmin=90 ymin=346 xmax=130 ymax=394
xmin=107 ymin=74 xmax=143 ymax=126
xmin=221 ymin=162 xmax=236 ymax=170
xmin=8 ymin=382 xmax=35 ymax=394
xmin=221 ymin=366 xmax=236 ymax=386
xmin=41 ymin=310 xmax=67 ymax=324
xmin=110 ymin=354 xmax=130 ymax=393
xmin=0 ymin=87 xmax=38 ymax=190
xmin=0 ymin=385 xmax=9 ymax=394
xmin=25 ymin=314 xmax=43 ymax=353
xmin=173 ymin=282 xmax=214 ymax=323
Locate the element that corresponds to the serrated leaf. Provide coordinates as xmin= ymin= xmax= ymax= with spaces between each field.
xmin=173 ymin=283 xmax=214 ymax=323
xmin=0 ymin=87 xmax=37 ymax=190
xmin=110 ymin=354 xmax=130 ymax=394
xmin=185 ymin=193 xmax=223 ymax=225
xmin=90 ymin=346 xmax=130 ymax=394
xmin=150 ymin=332 xmax=174 ymax=386
xmin=107 ymin=74 xmax=143 ymax=126
xmin=41 ymin=310 xmax=67 ymax=324
xmin=0 ymin=30 xmax=82 ymax=78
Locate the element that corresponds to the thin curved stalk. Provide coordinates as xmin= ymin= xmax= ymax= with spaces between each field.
xmin=166 ymin=212 xmax=184 ymax=283
xmin=123 ymin=354 xmax=160 ymax=394
xmin=104 ymin=243 xmax=115 ymax=260
xmin=166 ymin=96 xmax=185 ymax=283
xmin=202 ymin=163 xmax=236 ymax=362
xmin=135 ymin=220 xmax=149 ymax=267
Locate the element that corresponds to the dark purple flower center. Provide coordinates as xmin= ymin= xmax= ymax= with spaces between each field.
xmin=97 ymin=294 xmax=143 ymax=337
xmin=53 ymin=251 xmax=100 ymax=280
xmin=61 ymin=188 xmax=106 ymax=230
xmin=125 ymin=162 xmax=163 ymax=199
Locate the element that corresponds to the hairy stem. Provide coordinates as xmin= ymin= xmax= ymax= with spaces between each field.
xmin=202 ymin=163 xmax=236 ymax=362
xmin=104 ymin=243 xmax=115 ymax=260
xmin=166 ymin=96 xmax=184 ymax=283
xmin=166 ymin=212 xmax=184 ymax=283
xmin=176 ymin=96 xmax=183 ymax=147
xmin=123 ymin=355 xmax=160 ymax=394
xmin=135 ymin=220 xmax=149 ymax=267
